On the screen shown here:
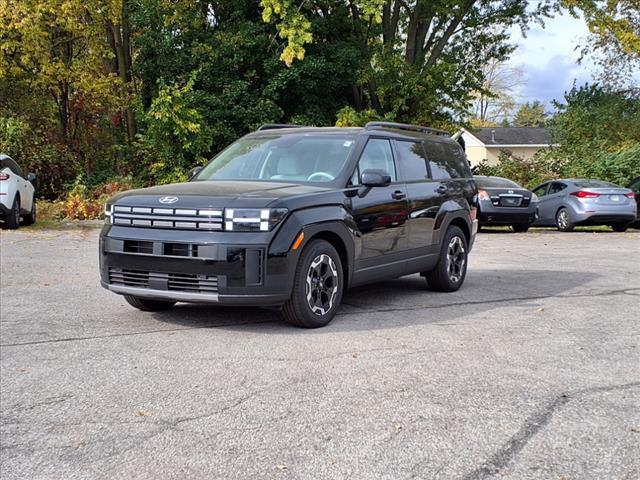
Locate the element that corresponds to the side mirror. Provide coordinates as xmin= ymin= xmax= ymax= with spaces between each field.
xmin=188 ymin=166 xmax=203 ymax=181
xmin=357 ymin=169 xmax=391 ymax=198
xmin=26 ymin=172 xmax=38 ymax=191
xmin=361 ymin=169 xmax=391 ymax=187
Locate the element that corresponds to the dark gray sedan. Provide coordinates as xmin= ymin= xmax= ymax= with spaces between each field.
xmin=475 ymin=176 xmax=538 ymax=232
xmin=531 ymin=178 xmax=637 ymax=232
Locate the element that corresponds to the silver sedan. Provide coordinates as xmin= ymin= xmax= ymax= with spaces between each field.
xmin=531 ymin=178 xmax=637 ymax=232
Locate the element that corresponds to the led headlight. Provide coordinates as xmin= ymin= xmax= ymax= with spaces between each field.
xmin=224 ymin=208 xmax=288 ymax=232
xmin=104 ymin=204 xmax=114 ymax=224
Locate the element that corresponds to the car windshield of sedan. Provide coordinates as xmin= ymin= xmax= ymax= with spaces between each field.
xmin=474 ymin=176 xmax=521 ymax=189
xmin=195 ymin=134 xmax=357 ymax=183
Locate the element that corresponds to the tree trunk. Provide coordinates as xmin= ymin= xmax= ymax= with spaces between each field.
xmin=106 ymin=0 xmax=137 ymax=142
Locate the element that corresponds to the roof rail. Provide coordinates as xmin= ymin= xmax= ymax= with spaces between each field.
xmin=364 ymin=121 xmax=450 ymax=137
xmin=257 ymin=124 xmax=304 ymax=131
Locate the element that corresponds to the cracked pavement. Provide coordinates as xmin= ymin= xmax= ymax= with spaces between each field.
xmin=1 ymin=227 xmax=639 ymax=479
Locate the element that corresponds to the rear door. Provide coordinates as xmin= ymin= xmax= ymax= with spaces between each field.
xmin=349 ymin=138 xmax=410 ymax=275
xmin=11 ymin=160 xmax=32 ymax=211
xmin=393 ymin=139 xmax=439 ymax=256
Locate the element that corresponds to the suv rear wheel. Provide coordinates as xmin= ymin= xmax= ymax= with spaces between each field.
xmin=425 ymin=225 xmax=468 ymax=292
xmin=124 ymin=295 xmax=176 ymax=311
xmin=282 ymin=239 xmax=343 ymax=328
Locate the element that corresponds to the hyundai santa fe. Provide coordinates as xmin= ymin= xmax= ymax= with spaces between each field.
xmin=99 ymin=122 xmax=479 ymax=327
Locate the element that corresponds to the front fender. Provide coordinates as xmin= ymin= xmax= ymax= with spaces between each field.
xmin=269 ymin=206 xmax=357 ymax=286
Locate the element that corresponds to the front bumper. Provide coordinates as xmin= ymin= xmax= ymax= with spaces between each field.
xmin=99 ymin=225 xmax=298 ymax=306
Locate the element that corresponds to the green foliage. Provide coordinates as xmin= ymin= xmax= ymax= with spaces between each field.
xmin=474 ymin=151 xmax=561 ymax=189
xmin=563 ymin=0 xmax=640 ymax=57
xmin=335 ymin=106 xmax=392 ymax=127
xmin=478 ymin=85 xmax=640 ymax=188
xmin=6 ymin=0 xmax=636 ymax=225
xmin=513 ymin=101 xmax=547 ymax=127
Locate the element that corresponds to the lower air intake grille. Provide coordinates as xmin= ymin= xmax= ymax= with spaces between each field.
xmin=108 ymin=268 xmax=218 ymax=294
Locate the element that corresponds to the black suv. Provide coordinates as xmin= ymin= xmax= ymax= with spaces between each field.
xmin=100 ymin=122 xmax=478 ymax=327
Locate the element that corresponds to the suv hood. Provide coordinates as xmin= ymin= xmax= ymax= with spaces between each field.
xmin=110 ymin=180 xmax=331 ymax=209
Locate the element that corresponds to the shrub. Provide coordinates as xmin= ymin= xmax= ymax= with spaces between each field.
xmin=62 ymin=177 xmax=134 ymax=220
xmin=474 ymin=151 xmax=562 ymax=189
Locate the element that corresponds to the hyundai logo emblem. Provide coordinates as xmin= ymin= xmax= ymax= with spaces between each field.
xmin=508 ymin=190 xmax=514 ymax=194
xmin=159 ymin=196 xmax=179 ymax=204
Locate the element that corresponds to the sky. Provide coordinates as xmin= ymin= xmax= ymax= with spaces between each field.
xmin=507 ymin=13 xmax=594 ymax=109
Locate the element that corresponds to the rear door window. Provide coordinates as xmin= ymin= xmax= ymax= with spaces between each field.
xmin=424 ymin=141 xmax=469 ymax=179
xmin=394 ymin=140 xmax=429 ymax=182
xmin=548 ymin=182 xmax=567 ymax=195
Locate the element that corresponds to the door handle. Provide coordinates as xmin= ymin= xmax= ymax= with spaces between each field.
xmin=392 ymin=190 xmax=406 ymax=200
xmin=436 ymin=185 xmax=448 ymax=194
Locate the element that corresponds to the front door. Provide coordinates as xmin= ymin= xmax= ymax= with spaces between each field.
xmin=349 ymin=138 xmax=409 ymax=276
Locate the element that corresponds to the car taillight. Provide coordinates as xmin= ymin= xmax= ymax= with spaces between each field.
xmin=625 ymin=192 xmax=635 ymax=198
xmin=0 ymin=173 xmax=9 ymax=181
xmin=571 ymin=190 xmax=600 ymax=198
xmin=478 ymin=189 xmax=490 ymax=201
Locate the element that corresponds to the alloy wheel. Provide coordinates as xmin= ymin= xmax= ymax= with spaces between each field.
xmin=557 ymin=209 xmax=569 ymax=229
xmin=305 ymin=253 xmax=339 ymax=316
xmin=446 ymin=236 xmax=466 ymax=283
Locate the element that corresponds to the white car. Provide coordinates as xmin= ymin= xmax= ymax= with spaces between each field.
xmin=1 ymin=154 xmax=36 ymax=229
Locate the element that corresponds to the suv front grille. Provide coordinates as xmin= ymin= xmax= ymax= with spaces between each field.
xmin=108 ymin=268 xmax=218 ymax=294
xmin=112 ymin=206 xmax=223 ymax=230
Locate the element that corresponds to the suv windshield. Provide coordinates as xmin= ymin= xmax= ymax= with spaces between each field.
xmin=196 ymin=134 xmax=356 ymax=183
xmin=474 ymin=176 xmax=521 ymax=188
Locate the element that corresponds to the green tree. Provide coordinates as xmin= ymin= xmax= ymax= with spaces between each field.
xmin=261 ymin=0 xmax=554 ymax=123
xmin=564 ymin=1 xmax=640 ymax=88
xmin=546 ymin=84 xmax=640 ymax=185
xmin=513 ymin=101 xmax=547 ymax=127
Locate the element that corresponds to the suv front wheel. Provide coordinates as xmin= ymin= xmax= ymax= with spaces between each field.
xmin=282 ymin=239 xmax=343 ymax=328
xmin=425 ymin=225 xmax=468 ymax=292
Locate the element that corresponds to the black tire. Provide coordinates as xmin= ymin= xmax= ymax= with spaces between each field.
xmin=425 ymin=225 xmax=468 ymax=292
xmin=2 ymin=196 xmax=20 ymax=230
xmin=282 ymin=239 xmax=343 ymax=328
xmin=124 ymin=295 xmax=176 ymax=312
xmin=512 ymin=223 xmax=529 ymax=233
xmin=611 ymin=223 xmax=629 ymax=232
xmin=555 ymin=208 xmax=574 ymax=232
xmin=23 ymin=199 xmax=36 ymax=226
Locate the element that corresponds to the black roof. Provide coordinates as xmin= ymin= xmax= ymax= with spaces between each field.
xmin=470 ymin=127 xmax=551 ymax=146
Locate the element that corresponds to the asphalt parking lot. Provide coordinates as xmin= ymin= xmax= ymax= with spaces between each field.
xmin=1 ymin=227 xmax=639 ymax=479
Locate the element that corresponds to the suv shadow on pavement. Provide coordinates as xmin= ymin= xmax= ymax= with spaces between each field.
xmin=149 ymin=268 xmax=599 ymax=333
